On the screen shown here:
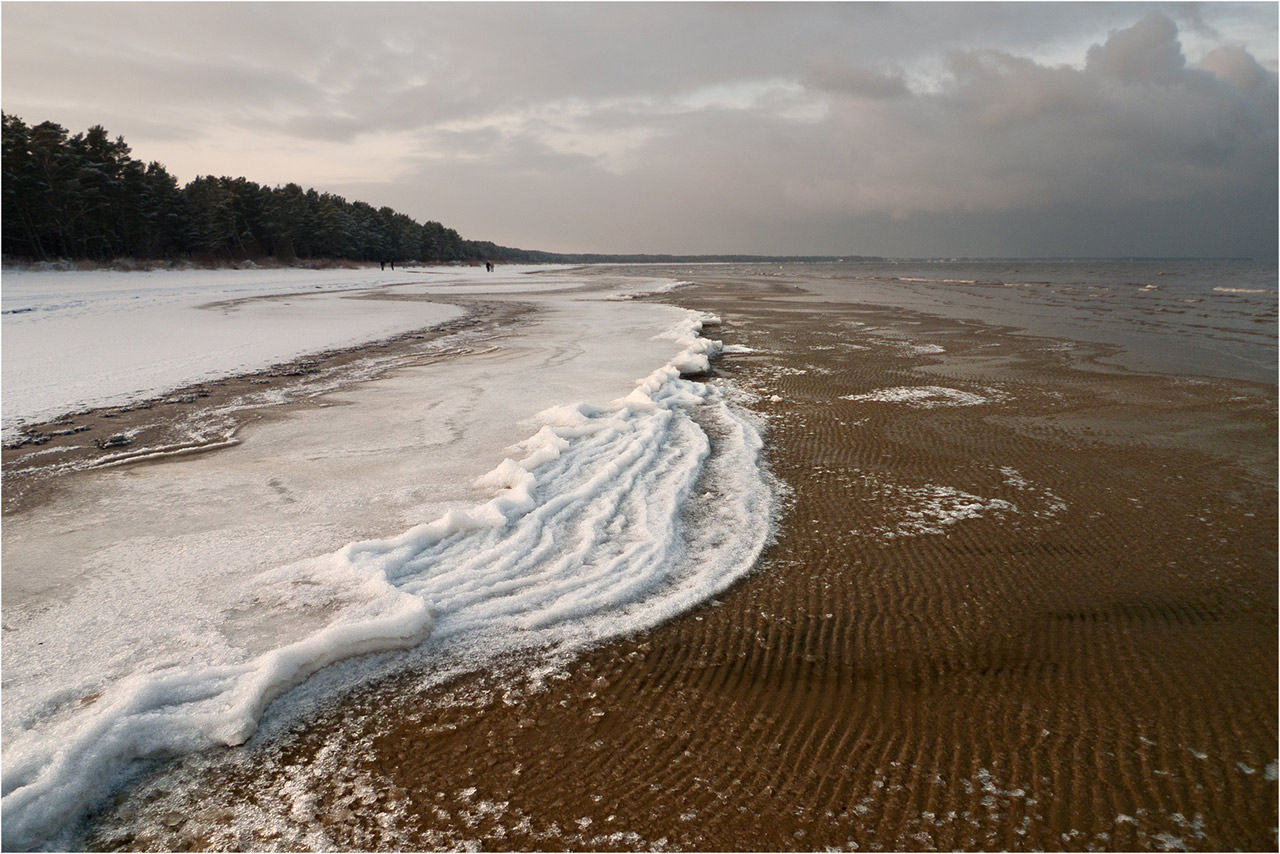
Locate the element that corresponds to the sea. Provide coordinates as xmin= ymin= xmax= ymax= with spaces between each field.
xmin=607 ymin=258 xmax=1278 ymax=385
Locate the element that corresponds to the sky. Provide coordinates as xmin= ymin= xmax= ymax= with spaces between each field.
xmin=2 ymin=2 xmax=1277 ymax=259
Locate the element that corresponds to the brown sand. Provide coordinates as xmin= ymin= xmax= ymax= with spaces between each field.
xmin=82 ymin=277 xmax=1277 ymax=851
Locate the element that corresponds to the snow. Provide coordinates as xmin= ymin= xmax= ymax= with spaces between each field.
xmin=840 ymin=385 xmax=1001 ymax=408
xmin=0 ymin=266 xmax=774 ymax=850
xmin=851 ymin=472 xmax=1018 ymax=540
xmin=1 ymin=266 xmax=482 ymax=436
xmin=883 ymin=484 xmax=1016 ymax=538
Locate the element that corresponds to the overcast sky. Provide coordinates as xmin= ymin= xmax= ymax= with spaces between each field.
xmin=3 ymin=2 xmax=1277 ymax=259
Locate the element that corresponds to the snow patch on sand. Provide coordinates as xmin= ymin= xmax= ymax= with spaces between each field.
xmin=841 ymin=385 xmax=1003 ymax=408
xmin=852 ymin=472 xmax=1018 ymax=540
xmin=999 ymin=466 xmax=1068 ymax=519
xmin=884 ymin=486 xmax=1016 ymax=538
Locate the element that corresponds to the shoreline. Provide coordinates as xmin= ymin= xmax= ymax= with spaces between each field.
xmin=72 ymin=273 xmax=1276 ymax=850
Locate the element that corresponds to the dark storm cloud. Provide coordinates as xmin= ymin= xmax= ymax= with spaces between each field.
xmin=803 ymin=61 xmax=911 ymax=100
xmin=1085 ymin=10 xmax=1189 ymax=82
xmin=2 ymin=3 xmax=1275 ymax=257
xmin=785 ymin=12 xmax=1276 ymax=218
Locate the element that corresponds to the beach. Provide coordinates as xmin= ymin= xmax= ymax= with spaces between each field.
xmin=3 ymin=263 xmax=1276 ymax=851
xmin=6 ymin=1 xmax=1277 ymax=846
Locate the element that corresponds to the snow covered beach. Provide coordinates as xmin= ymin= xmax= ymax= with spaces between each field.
xmin=1 ymin=267 xmax=471 ymax=438
xmin=0 ymin=266 xmax=774 ymax=850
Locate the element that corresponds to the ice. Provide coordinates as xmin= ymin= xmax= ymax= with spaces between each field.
xmin=840 ymin=385 xmax=1001 ymax=408
xmin=651 ymin=280 xmax=694 ymax=293
xmin=852 ymin=472 xmax=1018 ymax=540
xmin=1 ymin=266 xmax=484 ymax=436
xmin=385 ymin=269 xmax=684 ymax=298
xmin=0 ymin=269 xmax=774 ymax=850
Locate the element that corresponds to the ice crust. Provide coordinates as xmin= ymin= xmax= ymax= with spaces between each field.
xmin=1 ymin=267 xmax=487 ymax=436
xmin=841 ymin=385 xmax=1001 ymax=408
xmin=881 ymin=484 xmax=1016 ymax=538
xmin=0 ymin=272 xmax=773 ymax=850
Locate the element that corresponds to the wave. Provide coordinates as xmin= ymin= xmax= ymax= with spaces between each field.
xmin=0 ymin=312 xmax=776 ymax=851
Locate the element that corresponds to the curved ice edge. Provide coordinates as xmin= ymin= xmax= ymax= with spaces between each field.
xmin=338 ymin=311 xmax=725 ymax=566
xmin=0 ymin=310 xmax=755 ymax=852
xmin=0 ymin=588 xmax=432 ymax=851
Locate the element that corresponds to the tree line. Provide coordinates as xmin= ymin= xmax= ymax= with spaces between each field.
xmin=2 ymin=113 xmax=885 ymax=268
xmin=1 ymin=114 xmax=525 ymax=265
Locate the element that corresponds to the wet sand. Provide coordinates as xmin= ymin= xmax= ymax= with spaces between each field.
xmin=77 ymin=276 xmax=1278 ymax=851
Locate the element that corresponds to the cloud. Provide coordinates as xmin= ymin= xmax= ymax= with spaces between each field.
xmin=1085 ymin=11 xmax=1187 ymax=83
xmin=2 ymin=4 xmax=1275 ymax=257
xmin=1198 ymin=44 xmax=1278 ymax=105
xmin=804 ymin=61 xmax=911 ymax=100
xmin=781 ymin=12 xmax=1276 ymax=222
xmin=337 ymin=10 xmax=1274 ymax=258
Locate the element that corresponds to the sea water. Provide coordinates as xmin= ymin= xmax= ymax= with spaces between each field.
xmin=825 ymin=258 xmax=1278 ymax=384
xmin=603 ymin=259 xmax=1278 ymax=384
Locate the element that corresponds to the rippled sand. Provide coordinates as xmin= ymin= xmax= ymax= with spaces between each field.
xmin=87 ymin=276 xmax=1277 ymax=851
